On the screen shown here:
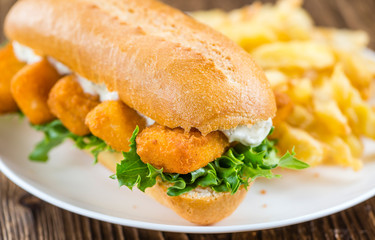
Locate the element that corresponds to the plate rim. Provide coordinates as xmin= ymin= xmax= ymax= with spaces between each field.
xmin=1 ymin=154 xmax=375 ymax=233
xmin=1 ymin=50 xmax=375 ymax=234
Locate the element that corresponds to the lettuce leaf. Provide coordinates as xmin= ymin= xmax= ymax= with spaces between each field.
xmin=30 ymin=120 xmax=112 ymax=163
xmin=29 ymin=120 xmax=71 ymax=161
xmin=30 ymin=119 xmax=308 ymax=196
xmin=111 ymin=126 xmax=159 ymax=191
xmin=113 ymin=127 xmax=309 ymax=196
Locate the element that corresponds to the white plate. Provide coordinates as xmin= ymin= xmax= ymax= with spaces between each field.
xmin=1 ymin=116 xmax=375 ymax=233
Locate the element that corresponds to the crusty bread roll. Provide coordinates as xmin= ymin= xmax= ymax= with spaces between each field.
xmin=4 ymin=0 xmax=276 ymax=225
xmin=4 ymin=0 xmax=276 ymax=134
xmin=97 ymin=151 xmax=249 ymax=225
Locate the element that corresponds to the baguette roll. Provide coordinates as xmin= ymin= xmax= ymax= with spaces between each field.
xmin=5 ymin=0 xmax=276 ymax=134
xmin=3 ymin=0 xmax=282 ymax=225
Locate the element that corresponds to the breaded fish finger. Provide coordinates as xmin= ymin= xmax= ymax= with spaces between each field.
xmin=0 ymin=43 xmax=25 ymax=114
xmin=136 ymin=124 xmax=229 ymax=174
xmin=48 ymin=75 xmax=100 ymax=136
xmin=11 ymin=59 xmax=60 ymax=124
xmin=85 ymin=100 xmax=146 ymax=151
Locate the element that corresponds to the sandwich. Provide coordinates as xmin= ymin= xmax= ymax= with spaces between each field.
xmin=0 ymin=0 xmax=308 ymax=225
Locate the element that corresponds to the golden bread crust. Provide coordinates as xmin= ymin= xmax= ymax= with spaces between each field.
xmin=96 ymin=150 xmax=249 ymax=225
xmin=145 ymin=181 xmax=248 ymax=225
xmin=5 ymin=0 xmax=276 ymax=134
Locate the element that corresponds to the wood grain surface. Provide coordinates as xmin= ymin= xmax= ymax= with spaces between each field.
xmin=1 ymin=0 xmax=375 ymax=239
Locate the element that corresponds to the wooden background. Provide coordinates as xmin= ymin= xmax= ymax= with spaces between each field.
xmin=1 ymin=0 xmax=375 ymax=239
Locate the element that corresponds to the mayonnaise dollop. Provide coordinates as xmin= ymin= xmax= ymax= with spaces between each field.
xmin=12 ymin=42 xmax=42 ymax=64
xmin=47 ymin=57 xmax=72 ymax=75
xmin=75 ymin=75 xmax=119 ymax=102
xmin=223 ymin=118 xmax=273 ymax=147
xmin=138 ymin=112 xmax=156 ymax=126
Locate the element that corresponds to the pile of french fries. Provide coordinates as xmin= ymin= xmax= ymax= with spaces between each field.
xmin=192 ymin=0 xmax=375 ymax=170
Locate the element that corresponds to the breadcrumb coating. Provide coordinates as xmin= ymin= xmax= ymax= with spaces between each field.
xmin=136 ymin=124 xmax=229 ymax=174
xmin=0 ymin=44 xmax=25 ymax=114
xmin=11 ymin=58 xmax=60 ymax=124
xmin=85 ymin=100 xmax=146 ymax=152
xmin=48 ymin=75 xmax=100 ymax=136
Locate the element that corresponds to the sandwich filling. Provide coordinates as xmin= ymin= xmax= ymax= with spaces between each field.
xmin=9 ymin=42 xmax=308 ymax=197
xmin=12 ymin=42 xmax=273 ymax=146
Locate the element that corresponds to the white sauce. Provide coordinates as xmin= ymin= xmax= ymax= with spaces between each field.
xmin=138 ymin=112 xmax=156 ymax=126
xmin=12 ymin=42 xmax=272 ymax=144
xmin=223 ymin=118 xmax=273 ymax=147
xmin=48 ymin=58 xmax=119 ymax=102
xmin=75 ymin=75 xmax=119 ymax=102
xmin=144 ymin=116 xmax=156 ymax=126
xmin=48 ymin=57 xmax=119 ymax=102
xmin=12 ymin=42 xmax=42 ymax=64
xmin=12 ymin=42 xmax=119 ymax=102
xmin=47 ymin=57 xmax=72 ymax=75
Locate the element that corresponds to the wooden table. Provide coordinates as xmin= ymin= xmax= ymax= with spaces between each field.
xmin=1 ymin=0 xmax=375 ymax=239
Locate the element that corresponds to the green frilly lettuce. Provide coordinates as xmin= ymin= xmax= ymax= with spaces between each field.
xmin=111 ymin=126 xmax=309 ymax=196
xmin=30 ymin=120 xmax=309 ymax=197
xmin=29 ymin=120 xmax=112 ymax=163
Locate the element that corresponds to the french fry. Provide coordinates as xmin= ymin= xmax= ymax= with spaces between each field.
xmin=265 ymin=69 xmax=288 ymax=89
xmin=336 ymin=51 xmax=375 ymax=99
xmin=313 ymin=28 xmax=369 ymax=51
xmin=320 ymin=136 xmax=362 ymax=170
xmin=272 ymin=0 xmax=313 ymax=41
xmin=226 ymin=24 xmax=277 ymax=51
xmin=287 ymin=78 xmax=313 ymax=104
xmin=251 ymin=41 xmax=335 ymax=69
xmin=272 ymin=123 xmax=324 ymax=166
xmin=330 ymin=65 xmax=375 ymax=138
xmin=193 ymin=0 xmax=313 ymax=49
xmin=313 ymin=100 xmax=351 ymax=136
xmin=344 ymin=134 xmax=364 ymax=159
xmin=312 ymin=81 xmax=351 ymax=136
xmin=273 ymin=91 xmax=293 ymax=126
xmin=286 ymin=104 xmax=314 ymax=129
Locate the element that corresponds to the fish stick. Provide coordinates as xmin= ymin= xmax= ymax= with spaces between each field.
xmin=136 ymin=124 xmax=229 ymax=174
xmin=85 ymin=100 xmax=146 ymax=152
xmin=48 ymin=75 xmax=100 ymax=136
xmin=0 ymin=43 xmax=25 ymax=114
xmin=11 ymin=58 xmax=60 ymax=124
